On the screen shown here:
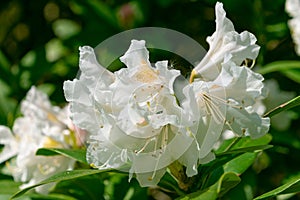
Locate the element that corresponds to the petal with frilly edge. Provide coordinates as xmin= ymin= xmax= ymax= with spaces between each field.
xmin=120 ymin=40 xmax=151 ymax=71
xmin=79 ymin=46 xmax=115 ymax=92
xmin=212 ymin=60 xmax=267 ymax=106
xmin=192 ymin=2 xmax=260 ymax=81
xmin=225 ymin=105 xmax=270 ymax=138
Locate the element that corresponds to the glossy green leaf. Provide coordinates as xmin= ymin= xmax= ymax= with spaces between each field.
xmin=223 ymin=153 xmax=257 ymax=174
xmin=205 ymin=134 xmax=272 ymax=189
xmin=176 ymin=172 xmax=241 ymax=200
xmin=10 ymin=169 xmax=110 ymax=199
xmin=264 ymin=96 xmax=300 ymax=118
xmin=36 ymin=148 xmax=87 ymax=164
xmin=254 ymin=174 xmax=300 ymax=199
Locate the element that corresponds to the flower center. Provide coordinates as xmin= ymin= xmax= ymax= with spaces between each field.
xmin=134 ymin=60 xmax=159 ymax=83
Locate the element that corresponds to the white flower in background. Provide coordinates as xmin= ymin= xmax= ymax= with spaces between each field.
xmin=286 ymin=0 xmax=300 ymax=55
xmin=191 ymin=2 xmax=260 ymax=81
xmin=64 ymin=40 xmax=197 ymax=187
xmin=0 ymin=87 xmax=76 ymax=194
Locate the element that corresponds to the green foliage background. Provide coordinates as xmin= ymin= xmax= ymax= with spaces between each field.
xmin=0 ymin=0 xmax=300 ymax=199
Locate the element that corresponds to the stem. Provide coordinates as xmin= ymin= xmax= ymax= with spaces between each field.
xmin=168 ymin=161 xmax=195 ymax=191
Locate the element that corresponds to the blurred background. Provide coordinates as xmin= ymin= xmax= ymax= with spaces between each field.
xmin=0 ymin=0 xmax=300 ymax=199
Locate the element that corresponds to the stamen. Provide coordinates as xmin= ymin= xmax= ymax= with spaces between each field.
xmin=197 ymin=92 xmax=245 ymax=125
xmin=135 ymin=137 xmax=156 ymax=154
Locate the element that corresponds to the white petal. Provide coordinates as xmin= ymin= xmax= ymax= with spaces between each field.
xmin=155 ymin=61 xmax=180 ymax=94
xmin=119 ymin=40 xmax=151 ymax=69
xmin=193 ymin=2 xmax=260 ymax=81
xmin=225 ymin=105 xmax=270 ymax=138
xmin=134 ymin=168 xmax=166 ymax=187
xmin=212 ymin=61 xmax=266 ymax=106
xmin=286 ymin=0 xmax=300 ymax=18
xmin=63 ymin=80 xmax=92 ymax=106
xmin=0 ymin=126 xmax=18 ymax=163
xmin=21 ymin=86 xmax=53 ymax=119
xmin=287 ymin=17 xmax=300 ymax=55
xmin=79 ymin=46 xmax=115 ymax=90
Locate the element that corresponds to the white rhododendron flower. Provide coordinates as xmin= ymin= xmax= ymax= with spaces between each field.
xmin=64 ymin=2 xmax=269 ymax=187
xmin=178 ymin=2 xmax=269 ymax=176
xmin=286 ymin=0 xmax=300 ymax=55
xmin=0 ymin=87 xmax=76 ymax=194
xmin=191 ymin=2 xmax=260 ymax=81
xmin=64 ymin=40 xmax=198 ymax=186
xmin=180 ymin=59 xmax=270 ymax=176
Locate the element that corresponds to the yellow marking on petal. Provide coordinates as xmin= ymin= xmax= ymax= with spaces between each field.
xmin=43 ymin=137 xmax=62 ymax=148
xmin=211 ymin=84 xmax=220 ymax=89
xmin=134 ymin=60 xmax=158 ymax=83
xmin=189 ymin=69 xmax=197 ymax=83
xmin=47 ymin=112 xmax=59 ymax=123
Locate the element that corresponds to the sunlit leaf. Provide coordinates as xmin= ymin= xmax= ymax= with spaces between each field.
xmin=224 ymin=153 xmax=256 ymax=174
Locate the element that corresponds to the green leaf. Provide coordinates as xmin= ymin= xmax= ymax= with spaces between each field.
xmin=281 ymin=69 xmax=300 ymax=84
xmin=10 ymin=169 xmax=110 ymax=199
xmin=0 ymin=180 xmax=22 ymax=194
xmin=204 ymin=134 xmax=272 ymax=189
xmin=254 ymin=174 xmax=300 ymax=199
xmin=216 ymin=134 xmax=272 ymax=154
xmin=258 ymin=60 xmax=300 ymax=75
xmin=223 ymin=153 xmax=257 ymax=174
xmin=264 ymin=96 xmax=300 ymax=118
xmin=75 ymin=0 xmax=118 ymax=29
xmin=216 ymin=145 xmax=273 ymax=156
xmin=36 ymin=148 xmax=87 ymax=164
xmin=52 ymin=175 xmax=106 ymax=200
xmin=29 ymin=193 xmax=78 ymax=200
xmin=176 ymin=172 xmax=241 ymax=200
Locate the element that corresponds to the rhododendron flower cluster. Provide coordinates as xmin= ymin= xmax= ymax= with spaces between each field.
xmin=64 ymin=2 xmax=269 ymax=187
